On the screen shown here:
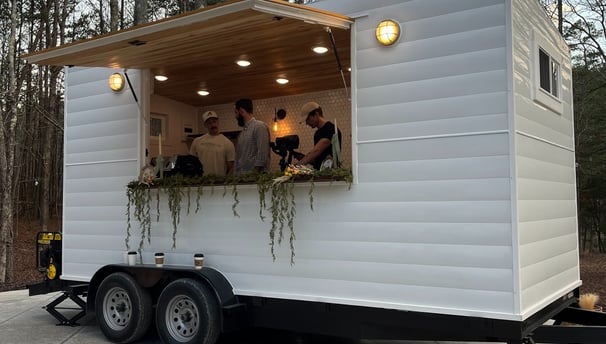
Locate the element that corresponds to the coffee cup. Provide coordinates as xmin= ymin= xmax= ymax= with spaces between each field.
xmin=127 ymin=251 xmax=137 ymax=266
xmin=154 ymin=252 xmax=165 ymax=267
xmin=194 ymin=253 xmax=204 ymax=269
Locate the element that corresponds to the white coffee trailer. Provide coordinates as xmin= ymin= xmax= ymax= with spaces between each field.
xmin=25 ymin=1 xmax=602 ymax=343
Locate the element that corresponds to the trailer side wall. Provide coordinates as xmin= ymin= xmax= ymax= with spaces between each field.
xmin=510 ymin=0 xmax=580 ymax=319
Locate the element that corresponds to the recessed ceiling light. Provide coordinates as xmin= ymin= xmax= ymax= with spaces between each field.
xmin=197 ymin=90 xmax=210 ymax=96
xmin=155 ymin=75 xmax=168 ymax=81
xmin=236 ymin=60 xmax=251 ymax=67
xmin=312 ymin=46 xmax=328 ymax=54
xmin=276 ymin=78 xmax=289 ymax=85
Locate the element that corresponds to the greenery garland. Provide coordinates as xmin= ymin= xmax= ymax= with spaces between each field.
xmin=125 ymin=168 xmax=352 ymax=262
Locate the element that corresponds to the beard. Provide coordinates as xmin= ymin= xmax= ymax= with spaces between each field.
xmin=236 ymin=114 xmax=245 ymax=127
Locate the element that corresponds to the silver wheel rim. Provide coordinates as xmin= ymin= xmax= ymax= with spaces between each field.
xmin=165 ymin=295 xmax=200 ymax=342
xmin=102 ymin=286 xmax=132 ymax=331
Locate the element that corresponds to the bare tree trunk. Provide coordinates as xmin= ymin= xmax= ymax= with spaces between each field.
xmin=110 ymin=0 xmax=119 ymax=31
xmin=120 ymin=0 xmax=125 ymax=29
xmin=557 ymin=0 xmax=563 ymax=34
xmin=0 ymin=0 xmax=19 ymax=283
xmin=99 ymin=0 xmax=105 ymax=34
xmin=134 ymin=0 xmax=147 ymax=25
xmin=40 ymin=0 xmax=61 ymax=230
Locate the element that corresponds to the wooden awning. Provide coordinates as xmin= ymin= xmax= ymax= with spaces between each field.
xmin=22 ymin=0 xmax=352 ymax=107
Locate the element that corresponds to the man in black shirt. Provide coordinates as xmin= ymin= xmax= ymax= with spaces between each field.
xmin=295 ymin=102 xmax=342 ymax=170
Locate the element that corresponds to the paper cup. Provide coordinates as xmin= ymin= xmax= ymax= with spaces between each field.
xmin=127 ymin=251 xmax=137 ymax=266
xmin=154 ymin=252 xmax=165 ymax=267
xmin=194 ymin=253 xmax=204 ymax=270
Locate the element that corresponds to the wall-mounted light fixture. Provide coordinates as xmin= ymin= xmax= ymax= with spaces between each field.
xmin=375 ymin=19 xmax=400 ymax=46
xmin=109 ymin=73 xmax=125 ymax=92
xmin=273 ymin=108 xmax=287 ymax=132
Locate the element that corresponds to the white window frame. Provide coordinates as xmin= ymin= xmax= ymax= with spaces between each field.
xmin=532 ymin=31 xmax=563 ymax=115
xmin=150 ymin=112 xmax=168 ymax=138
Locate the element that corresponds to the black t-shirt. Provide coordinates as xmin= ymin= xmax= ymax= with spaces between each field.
xmin=312 ymin=121 xmax=342 ymax=170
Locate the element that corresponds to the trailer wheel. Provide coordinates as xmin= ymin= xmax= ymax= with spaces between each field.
xmin=156 ymin=278 xmax=220 ymax=344
xmin=95 ymin=272 xmax=152 ymax=343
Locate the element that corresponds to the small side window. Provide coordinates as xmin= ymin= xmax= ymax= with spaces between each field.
xmin=532 ymin=31 xmax=564 ymax=114
xmin=538 ymin=48 xmax=560 ymax=98
xmin=150 ymin=113 xmax=168 ymax=138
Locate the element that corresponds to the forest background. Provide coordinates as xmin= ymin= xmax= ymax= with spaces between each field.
xmin=0 ymin=0 xmax=605 ymax=285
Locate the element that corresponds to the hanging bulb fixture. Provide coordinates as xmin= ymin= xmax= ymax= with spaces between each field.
xmin=273 ymin=108 xmax=278 ymax=132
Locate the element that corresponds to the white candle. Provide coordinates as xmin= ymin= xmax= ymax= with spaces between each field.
xmin=158 ymin=133 xmax=162 ymax=156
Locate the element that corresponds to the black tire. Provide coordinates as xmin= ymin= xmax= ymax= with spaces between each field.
xmin=156 ymin=278 xmax=220 ymax=344
xmin=95 ymin=272 xmax=153 ymax=343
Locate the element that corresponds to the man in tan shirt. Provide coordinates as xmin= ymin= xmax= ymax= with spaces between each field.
xmin=190 ymin=111 xmax=235 ymax=176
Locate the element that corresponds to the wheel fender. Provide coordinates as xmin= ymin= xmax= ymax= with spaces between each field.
xmin=191 ymin=267 xmax=238 ymax=307
xmin=87 ymin=265 xmax=237 ymax=312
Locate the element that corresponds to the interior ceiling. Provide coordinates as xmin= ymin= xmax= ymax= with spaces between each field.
xmin=22 ymin=1 xmax=351 ymax=107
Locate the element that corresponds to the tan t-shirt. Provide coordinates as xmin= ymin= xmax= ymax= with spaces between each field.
xmin=189 ymin=134 xmax=235 ymax=176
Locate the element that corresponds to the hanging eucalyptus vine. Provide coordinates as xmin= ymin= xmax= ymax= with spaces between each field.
xmin=125 ymin=168 xmax=352 ymax=262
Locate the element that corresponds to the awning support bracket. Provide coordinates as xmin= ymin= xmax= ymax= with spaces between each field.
xmin=325 ymin=27 xmax=349 ymax=100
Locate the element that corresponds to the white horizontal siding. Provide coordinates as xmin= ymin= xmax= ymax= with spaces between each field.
xmin=64 ymin=74 xmax=139 ymax=165
xmin=357 ymin=47 xmax=507 ymax=89
xmin=315 ymin=0 xmax=501 ymax=20
xmin=66 ymin=91 xmax=140 ymax=116
xmin=357 ymin=92 xmax=508 ymax=128
xmin=358 ymin=155 xmax=510 ymax=183
xmin=230 ymin=273 xmax=514 ymax=317
xmin=66 ymin=141 xmax=138 ymax=165
xmin=64 ymin=176 xmax=135 ymax=193
xmin=355 ymin=1 xmax=505 ymax=50
xmin=339 ymin=0 xmax=514 ymax=318
xmin=349 ymin=179 xmax=510 ymax=202
xmin=64 ymin=206 xmax=127 ymax=221
xmin=518 ymin=217 xmax=577 ymax=245
xmin=359 ymin=114 xmax=508 ymax=142
xmin=66 ymin=104 xmax=138 ymax=127
xmin=517 ymin=134 xmax=575 ymax=169
xmin=66 ymin=117 xmax=137 ymax=140
xmin=511 ymin=0 xmax=574 ymax=151
xmin=514 ymin=97 xmax=574 ymax=149
xmin=299 ymin=222 xmax=512 ymax=246
xmin=113 ymin=178 xmax=518 ymax=318
xmin=65 ymin=191 xmax=129 ymax=207
xmin=63 ymin=221 xmax=130 ymax=237
xmin=517 ymin=157 xmax=574 ymax=184
xmin=358 ymin=133 xmax=509 ymax=164
xmin=511 ymin=0 xmax=579 ymax=319
xmin=64 ymin=161 xmax=138 ymax=179
xmin=63 ymin=234 xmax=133 ymax=250
xmin=62 ymin=67 xmax=141 ymax=281
xmin=357 ymin=70 xmax=507 ymax=109
xmin=221 ymin=260 xmax=513 ymax=292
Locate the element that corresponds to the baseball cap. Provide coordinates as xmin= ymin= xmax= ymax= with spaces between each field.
xmin=300 ymin=102 xmax=320 ymax=122
xmin=202 ymin=110 xmax=219 ymax=123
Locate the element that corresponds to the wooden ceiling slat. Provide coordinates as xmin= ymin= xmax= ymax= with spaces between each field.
xmin=24 ymin=3 xmax=351 ymax=107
